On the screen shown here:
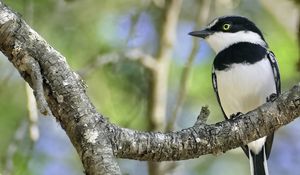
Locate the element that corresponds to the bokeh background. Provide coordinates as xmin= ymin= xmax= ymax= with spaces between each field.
xmin=0 ymin=0 xmax=299 ymax=175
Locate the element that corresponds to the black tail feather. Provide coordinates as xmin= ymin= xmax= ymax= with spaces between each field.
xmin=249 ymin=146 xmax=268 ymax=175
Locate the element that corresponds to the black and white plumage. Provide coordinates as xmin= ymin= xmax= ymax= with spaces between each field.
xmin=189 ymin=16 xmax=281 ymax=175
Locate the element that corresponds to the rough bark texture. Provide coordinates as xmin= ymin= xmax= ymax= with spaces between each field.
xmin=0 ymin=1 xmax=300 ymax=175
xmin=110 ymin=88 xmax=300 ymax=160
xmin=0 ymin=2 xmax=121 ymax=175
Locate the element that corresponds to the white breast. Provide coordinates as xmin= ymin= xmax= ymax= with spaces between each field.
xmin=215 ymin=58 xmax=276 ymax=154
xmin=215 ymin=58 xmax=276 ymax=116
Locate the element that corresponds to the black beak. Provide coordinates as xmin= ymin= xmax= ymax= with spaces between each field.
xmin=188 ymin=29 xmax=213 ymax=38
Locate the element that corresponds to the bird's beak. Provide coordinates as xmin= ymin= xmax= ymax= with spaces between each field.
xmin=188 ymin=28 xmax=213 ymax=39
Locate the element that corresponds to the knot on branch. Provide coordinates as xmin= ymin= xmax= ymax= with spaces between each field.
xmin=19 ymin=53 xmax=51 ymax=116
xmin=193 ymin=106 xmax=210 ymax=127
xmin=294 ymin=97 xmax=300 ymax=107
xmin=287 ymin=85 xmax=300 ymax=111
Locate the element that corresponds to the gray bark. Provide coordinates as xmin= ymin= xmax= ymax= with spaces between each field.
xmin=0 ymin=1 xmax=300 ymax=175
xmin=0 ymin=2 xmax=121 ymax=175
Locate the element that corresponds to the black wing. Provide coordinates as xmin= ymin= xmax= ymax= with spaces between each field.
xmin=267 ymin=50 xmax=281 ymax=95
xmin=211 ymin=67 xmax=227 ymax=119
xmin=265 ymin=50 xmax=281 ymax=159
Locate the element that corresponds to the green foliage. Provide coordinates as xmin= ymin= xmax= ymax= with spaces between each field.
xmin=0 ymin=81 xmax=26 ymax=158
xmin=87 ymin=61 xmax=150 ymax=129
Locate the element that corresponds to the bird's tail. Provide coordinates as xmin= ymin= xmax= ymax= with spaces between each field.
xmin=249 ymin=146 xmax=269 ymax=175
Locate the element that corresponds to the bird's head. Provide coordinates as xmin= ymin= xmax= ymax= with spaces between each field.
xmin=189 ymin=16 xmax=267 ymax=53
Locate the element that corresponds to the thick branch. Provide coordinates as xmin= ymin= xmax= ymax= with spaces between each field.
xmin=0 ymin=2 xmax=120 ymax=175
xmin=111 ymin=85 xmax=300 ymax=160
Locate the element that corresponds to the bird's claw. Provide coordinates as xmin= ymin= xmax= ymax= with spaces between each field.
xmin=266 ymin=93 xmax=278 ymax=102
xmin=230 ymin=112 xmax=243 ymax=119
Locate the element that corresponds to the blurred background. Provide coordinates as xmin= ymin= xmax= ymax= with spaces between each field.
xmin=0 ymin=0 xmax=299 ymax=175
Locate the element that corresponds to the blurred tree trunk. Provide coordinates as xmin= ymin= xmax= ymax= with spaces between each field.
xmin=260 ymin=0 xmax=300 ymax=71
xmin=147 ymin=0 xmax=182 ymax=175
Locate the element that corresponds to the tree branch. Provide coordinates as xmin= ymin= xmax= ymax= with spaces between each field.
xmin=0 ymin=2 xmax=121 ymax=175
xmin=111 ymin=85 xmax=300 ymax=160
xmin=0 ymin=2 xmax=300 ymax=175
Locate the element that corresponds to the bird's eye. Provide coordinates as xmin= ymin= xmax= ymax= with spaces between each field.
xmin=222 ymin=23 xmax=231 ymax=31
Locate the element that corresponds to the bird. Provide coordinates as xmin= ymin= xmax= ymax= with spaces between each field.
xmin=189 ymin=16 xmax=281 ymax=175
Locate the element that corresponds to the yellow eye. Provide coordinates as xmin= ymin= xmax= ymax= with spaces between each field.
xmin=222 ymin=23 xmax=231 ymax=31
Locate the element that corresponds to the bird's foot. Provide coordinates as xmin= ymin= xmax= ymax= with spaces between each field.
xmin=266 ymin=93 xmax=278 ymax=102
xmin=230 ymin=112 xmax=243 ymax=119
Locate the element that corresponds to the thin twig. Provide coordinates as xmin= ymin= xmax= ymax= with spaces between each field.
xmin=193 ymin=106 xmax=210 ymax=127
